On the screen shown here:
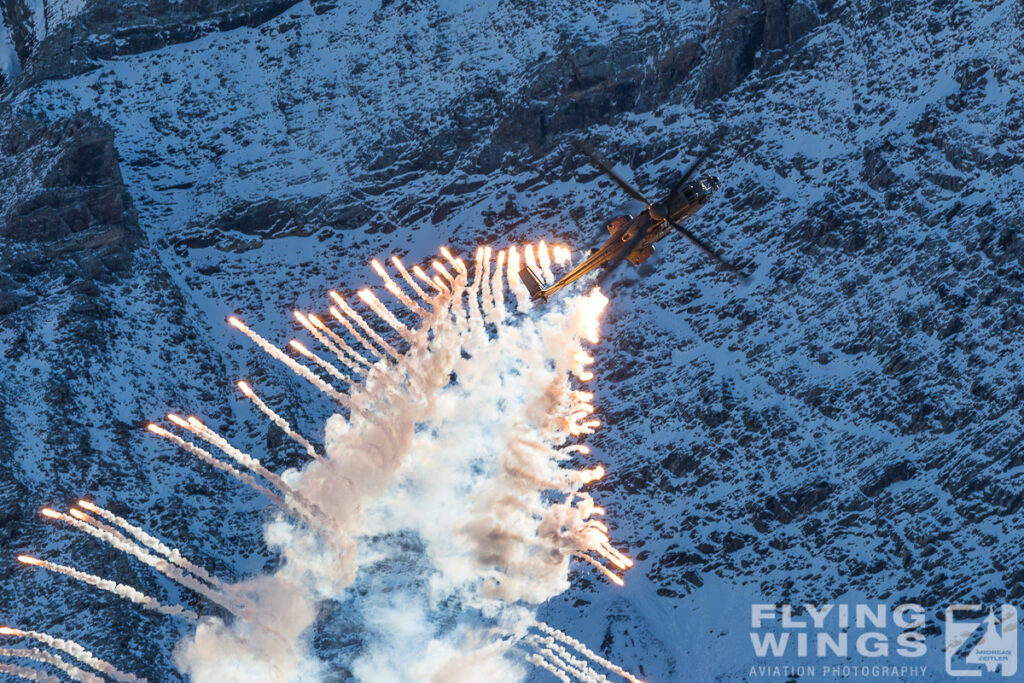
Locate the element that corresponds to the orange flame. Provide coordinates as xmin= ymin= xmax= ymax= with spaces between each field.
xmin=578 ymin=553 xmax=625 ymax=586
xmin=579 ymin=287 xmax=608 ymax=344
xmin=432 ymin=261 xmax=454 ymax=282
xmin=411 ymin=265 xmax=442 ymax=292
xmin=508 ymin=246 xmax=520 ymax=274
xmin=538 ymin=241 xmax=552 ymax=272
xmin=166 ymin=414 xmax=191 ymax=430
xmin=40 ymin=508 xmax=60 ymax=520
xmin=77 ymin=500 xmax=99 ymax=513
xmin=227 ymin=316 xmax=244 ymax=330
xmin=289 ymin=340 xmax=312 ymax=357
xmin=17 ymin=555 xmax=42 ymax=566
xmin=595 ymin=546 xmax=629 ymax=570
xmin=147 ymin=423 xmax=171 ymax=438
xmin=237 ymin=380 xmax=255 ymax=398
xmin=0 ymin=627 xmax=24 ymax=636
xmin=186 ymin=416 xmax=206 ymax=431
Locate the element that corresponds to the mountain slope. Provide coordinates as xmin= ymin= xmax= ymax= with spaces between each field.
xmin=1 ymin=0 xmax=1022 ymax=680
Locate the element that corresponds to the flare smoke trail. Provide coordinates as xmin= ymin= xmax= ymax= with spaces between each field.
xmin=77 ymin=500 xmax=225 ymax=590
xmin=14 ymin=240 xmax=645 ymax=683
xmin=0 ymin=627 xmax=147 ymax=683
xmin=296 ymin=311 xmax=369 ymax=372
xmin=524 ymin=635 xmax=612 ymax=683
xmin=0 ymin=662 xmax=61 ymax=683
xmin=526 ymin=653 xmax=572 ymax=683
xmin=17 ymin=554 xmax=198 ymax=620
xmin=534 ymin=622 xmax=645 ymax=683
xmin=0 ymin=646 xmax=104 ymax=683
xmin=228 ymin=317 xmax=350 ymax=404
xmin=40 ymin=508 xmax=242 ymax=618
xmin=146 ymin=424 xmax=286 ymax=507
xmin=236 ymin=381 xmax=324 ymax=462
xmin=289 ymin=340 xmax=350 ymax=384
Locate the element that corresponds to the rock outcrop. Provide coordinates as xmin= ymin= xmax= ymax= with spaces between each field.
xmin=1 ymin=111 xmax=139 ymax=315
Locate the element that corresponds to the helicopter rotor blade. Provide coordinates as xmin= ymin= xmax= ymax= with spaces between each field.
xmin=666 ymin=217 xmax=743 ymax=277
xmin=573 ymin=140 xmax=651 ymax=207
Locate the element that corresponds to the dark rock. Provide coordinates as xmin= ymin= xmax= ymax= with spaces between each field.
xmin=5 ymin=0 xmax=306 ymax=95
xmin=861 ymin=460 xmax=916 ymax=497
xmin=703 ymin=0 xmax=766 ymax=99
xmin=760 ymin=481 xmax=834 ymax=524
xmin=0 ymin=0 xmax=37 ymax=66
xmin=701 ymin=0 xmax=819 ymax=99
xmin=0 ymin=111 xmax=140 ymax=286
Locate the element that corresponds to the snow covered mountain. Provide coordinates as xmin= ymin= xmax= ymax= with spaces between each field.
xmin=1 ymin=0 xmax=1022 ymax=680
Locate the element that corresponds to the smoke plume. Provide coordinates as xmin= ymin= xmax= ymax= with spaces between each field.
xmin=12 ymin=243 xmax=642 ymax=683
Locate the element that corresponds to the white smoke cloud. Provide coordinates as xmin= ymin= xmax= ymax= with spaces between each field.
xmin=122 ymin=247 xmax=629 ymax=682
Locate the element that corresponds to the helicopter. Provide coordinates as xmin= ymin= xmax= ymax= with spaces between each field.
xmin=518 ymin=141 xmax=743 ymax=302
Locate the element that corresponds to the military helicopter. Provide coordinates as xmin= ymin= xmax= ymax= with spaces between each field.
xmin=519 ymin=141 xmax=742 ymax=301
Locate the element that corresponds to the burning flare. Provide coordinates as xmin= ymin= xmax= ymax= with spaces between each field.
xmin=14 ymin=239 xmax=635 ymax=683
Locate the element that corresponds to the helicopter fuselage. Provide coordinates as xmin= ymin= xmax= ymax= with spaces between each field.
xmin=525 ymin=173 xmax=721 ymax=300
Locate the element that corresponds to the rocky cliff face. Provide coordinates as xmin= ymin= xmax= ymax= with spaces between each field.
xmin=1 ymin=111 xmax=139 ymax=278
xmin=1 ymin=0 xmax=316 ymax=88
xmin=1 ymin=0 xmax=1022 ymax=680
